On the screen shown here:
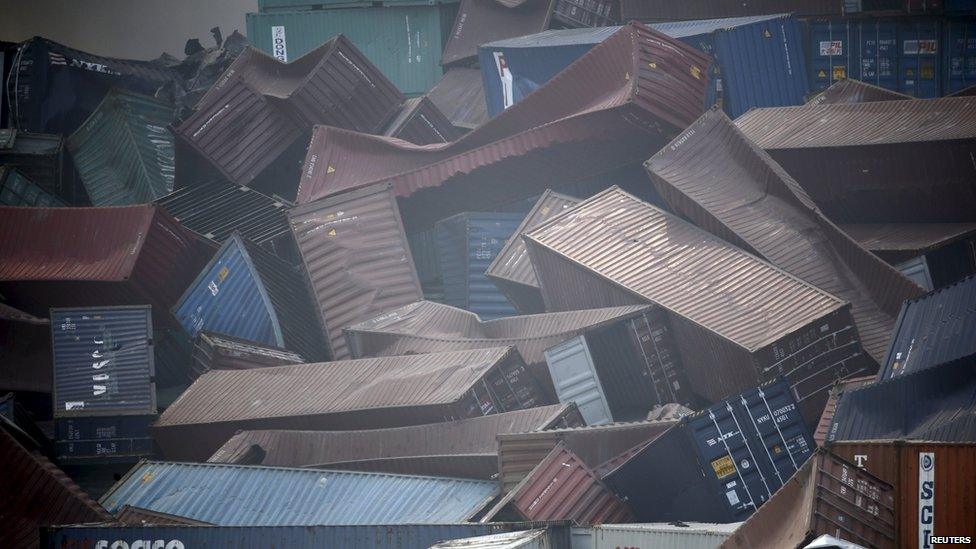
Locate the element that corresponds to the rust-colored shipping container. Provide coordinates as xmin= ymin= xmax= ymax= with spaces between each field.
xmin=290 ymin=182 xmax=424 ymax=359
xmin=441 ymin=0 xmax=555 ymax=66
xmin=190 ymin=331 xmax=304 ymax=379
xmin=806 ymin=78 xmax=912 ymax=105
xmin=828 ymin=441 xmax=976 ymax=548
xmin=481 ymin=443 xmax=634 ymax=524
xmin=383 ymin=97 xmax=462 ymax=145
xmin=720 ymin=448 xmax=896 ymax=549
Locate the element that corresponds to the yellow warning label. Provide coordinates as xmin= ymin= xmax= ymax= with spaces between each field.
xmin=540 ymin=207 xmax=550 ymax=215
xmin=818 ymin=69 xmax=828 ymax=78
xmin=217 ymin=266 xmax=230 ymax=282
xmin=690 ymin=65 xmax=702 ymax=80
xmin=647 ymin=62 xmax=656 ymax=69
xmin=327 ymin=165 xmax=336 ymax=174
xmin=906 ymin=69 xmax=915 ymax=77
xmin=327 ymin=228 xmax=337 ymax=237
xmin=763 ymin=29 xmax=772 ymax=38
xmin=711 ymin=455 xmax=736 ymax=479
xmin=832 ymin=66 xmax=846 ymax=80
xmin=325 ymin=213 xmax=335 ymax=220
xmin=921 ymin=67 xmax=934 ymax=79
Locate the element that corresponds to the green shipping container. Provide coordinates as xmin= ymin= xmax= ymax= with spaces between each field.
xmin=246 ymin=5 xmax=459 ymax=96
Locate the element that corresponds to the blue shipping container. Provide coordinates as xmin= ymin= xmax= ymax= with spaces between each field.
xmin=435 ymin=212 xmax=525 ymax=319
xmin=50 ymin=306 xmax=155 ymax=418
xmin=943 ymin=17 xmax=976 ymax=93
xmin=172 ymin=234 xmax=284 ymax=350
xmin=478 ymin=14 xmax=807 ymax=118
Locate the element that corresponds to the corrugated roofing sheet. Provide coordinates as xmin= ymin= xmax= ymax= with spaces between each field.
xmin=805 ymin=78 xmax=912 ymax=105
xmin=646 ymin=107 xmax=923 ymax=363
xmin=481 ymin=443 xmax=633 ymax=524
xmin=441 ymin=0 xmax=554 ymax=66
xmin=67 ymin=88 xmax=174 ymax=205
xmin=619 ymin=0 xmax=842 ymax=21
xmin=153 ymin=346 xmax=545 ymax=460
xmin=486 ymin=190 xmax=582 ymax=314
xmin=289 ymin=182 xmax=423 ymax=360
xmin=208 ymin=403 xmax=581 ymax=467
xmin=115 ymin=505 xmax=212 ymax=526
xmin=0 ymin=303 xmax=52 ymax=393
xmin=383 ymin=97 xmax=462 ymax=145
xmin=294 ymin=23 xmax=713 ymax=228
xmin=879 ymin=274 xmax=976 ymax=381
xmin=0 ymin=166 xmax=66 ymax=207
xmin=99 ymin=461 xmax=498 ymax=526
xmin=426 ymin=68 xmax=489 ymax=131
xmin=734 ymin=97 xmax=976 ymax=224
xmin=840 ymin=223 xmax=976 ymax=255
xmin=308 ymin=454 xmax=500 ymax=480
xmin=827 ymin=356 xmax=976 ymax=443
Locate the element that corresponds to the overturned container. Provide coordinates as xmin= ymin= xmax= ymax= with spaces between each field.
xmin=190 ymin=331 xmax=304 ymax=379
xmin=383 ymin=97 xmax=463 ymax=145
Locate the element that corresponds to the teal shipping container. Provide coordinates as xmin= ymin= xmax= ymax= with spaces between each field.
xmin=247 ymin=4 xmax=460 ymax=96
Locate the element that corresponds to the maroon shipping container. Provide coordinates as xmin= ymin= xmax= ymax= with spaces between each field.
xmin=190 ymin=331 xmax=304 ymax=379
xmin=441 ymin=0 xmax=555 ymax=66
xmin=806 ymin=78 xmax=912 ymax=105
xmin=383 ymin=97 xmax=463 ymax=145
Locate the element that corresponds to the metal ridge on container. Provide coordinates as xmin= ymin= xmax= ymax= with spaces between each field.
xmin=806 ymin=78 xmax=913 ymax=105
xmin=383 ymin=96 xmax=463 ymax=145
xmin=426 ymin=68 xmax=489 ymax=131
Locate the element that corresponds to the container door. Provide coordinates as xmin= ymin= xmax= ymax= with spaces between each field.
xmin=900 ymin=18 xmax=942 ymax=97
xmin=807 ymin=19 xmax=853 ymax=93
xmin=627 ymin=311 xmax=690 ymax=405
xmin=944 ymin=18 xmax=976 ymax=94
xmin=857 ymin=18 xmax=899 ymax=92
xmin=544 ymin=336 xmax=614 ymax=426
xmin=466 ymin=214 xmax=522 ymax=319
xmin=737 ymin=380 xmax=814 ymax=490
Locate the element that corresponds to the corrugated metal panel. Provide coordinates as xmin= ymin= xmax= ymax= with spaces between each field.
xmin=806 ymin=78 xmax=913 ymax=104
xmin=208 ymin=403 xmax=582 ymax=467
xmin=945 ymin=17 xmax=976 ymax=94
xmin=828 ymin=355 xmax=976 ymax=442
xmin=66 ymin=88 xmax=175 ymax=205
xmin=813 ymin=376 xmax=875 ymax=446
xmin=294 ymin=23 xmax=713 ymax=229
xmin=840 ymin=222 xmax=976 ymax=257
xmin=50 ymin=306 xmax=155 ymax=417
xmin=879 ymin=274 xmax=976 ymax=380
xmin=0 ymin=205 xmax=215 ymax=319
xmin=308 ymin=454 xmax=499 ymax=480
xmin=247 ymin=6 xmax=454 ymax=97
xmin=290 ymin=182 xmax=423 ymax=359
xmin=0 ymin=302 xmax=52 ymax=393
xmin=648 ymin=107 xmax=921 ymax=364
xmin=591 ymin=523 xmax=740 ymax=549
xmin=431 ymin=529 xmax=550 ymax=549
xmin=604 ymin=378 xmax=815 ymax=523
xmin=116 ymin=505 xmax=212 ymax=526
xmin=0 ymin=166 xmax=67 ymax=206
xmin=153 ymin=346 xmax=547 ymax=460
xmin=486 ymin=190 xmax=581 ymax=314
xmin=544 ymin=337 xmax=614 ymax=426
xmin=826 ymin=441 xmax=976 ymax=547
xmin=734 ymin=97 xmax=976 ymax=223
xmin=441 ymin=0 xmax=553 ymax=66
xmin=0 ymin=130 xmax=65 ymax=195
xmin=99 ymin=460 xmax=498 ymax=526
xmin=426 ymin=68 xmax=489 ymax=130
xmin=619 ymin=0 xmax=842 ymax=21
xmin=384 ymin=97 xmax=463 ymax=145
xmin=481 ymin=443 xmax=633 ymax=524
xmin=523 ymin=186 xmax=870 ymax=410
xmin=552 ymin=0 xmax=617 ymax=28
xmin=435 ymin=212 xmax=524 ymax=319
xmin=720 ymin=448 xmax=895 ymax=549
xmin=191 ymin=331 xmax=303 ymax=378
xmin=0 ymin=415 xmax=113 ymax=548
xmin=54 ymin=415 xmax=155 ymax=462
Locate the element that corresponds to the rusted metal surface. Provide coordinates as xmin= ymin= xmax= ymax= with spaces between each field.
xmin=191 ymin=331 xmax=304 ymax=379
xmin=173 ymin=36 xmax=403 ymax=189
xmin=426 ymin=68 xmax=489 ymax=131
xmin=619 ymin=0 xmax=842 ymax=21
xmin=116 ymin=505 xmax=212 ymax=526
xmin=0 ymin=303 xmax=52 ymax=394
xmin=289 ymin=182 xmax=423 ymax=359
xmin=207 ymin=403 xmax=582 ymax=467
xmin=441 ymin=0 xmax=554 ymax=66
xmin=0 ymin=414 xmax=113 ymax=548
xmin=827 ymin=441 xmax=976 ymax=548
xmin=806 ymin=79 xmax=912 ymax=105
xmin=383 ymin=97 xmax=462 ymax=145
xmin=720 ymin=448 xmax=896 ymax=549
xmin=153 ymin=346 xmax=548 ymax=461
xmin=0 ymin=205 xmax=215 ymax=321
xmin=523 ymin=186 xmax=871 ymax=416
xmin=813 ymin=376 xmax=875 ymax=447
xmin=486 ymin=190 xmax=581 ymax=314
xmin=294 ymin=23 xmax=713 ymax=228
xmin=735 ymin=97 xmax=976 ymax=224
xmin=481 ymin=443 xmax=633 ymax=524
xmin=647 ymin=107 xmax=923 ymax=364
xmin=496 ymin=420 xmax=675 ymax=494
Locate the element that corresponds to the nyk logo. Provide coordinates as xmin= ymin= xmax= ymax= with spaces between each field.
xmin=94 ymin=541 xmax=184 ymax=549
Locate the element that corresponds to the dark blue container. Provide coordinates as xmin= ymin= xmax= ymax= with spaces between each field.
xmin=54 ymin=415 xmax=155 ymax=462
xmin=434 ymin=212 xmax=525 ymax=319
xmin=899 ymin=17 xmax=943 ymax=97
xmin=943 ymin=17 xmax=976 ymax=93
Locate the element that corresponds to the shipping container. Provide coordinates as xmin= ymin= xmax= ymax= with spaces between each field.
xmin=480 ymin=14 xmax=805 ymax=118
xmin=880 ymin=274 xmax=976 ymax=381
xmin=153 ymin=346 xmax=546 ymax=460
xmin=190 ymin=331 xmax=304 ymax=379
xmin=586 ymin=523 xmax=740 ymax=549
xmin=435 ymin=212 xmax=524 ymax=319
xmin=650 ymin=108 xmax=918 ymax=366
xmin=289 ymin=182 xmax=424 ymax=359
xmin=441 ymin=0 xmax=554 ymax=66
xmin=618 ymin=0 xmax=843 ymax=21
xmin=0 ymin=302 xmax=52 ymax=394
xmin=486 ymin=190 xmax=581 ymax=314
xmin=496 ymin=419 xmax=675 ymax=494
xmin=813 ymin=376 xmax=876 ymax=446
xmin=172 ymin=233 xmax=328 ymax=361
xmin=432 ymin=529 xmax=551 ymax=549
xmin=66 ymin=88 xmax=174 ymax=206
xmin=552 ymin=0 xmax=617 ymax=28
xmin=806 ymin=77 xmax=913 ymax=103
xmin=42 ymin=523 xmax=571 ymax=549
xmin=482 ymin=443 xmax=633 ymax=524
xmin=0 ymin=129 xmax=67 ymax=197
xmin=720 ymin=448 xmax=896 ymax=549
xmin=101 ymin=461 xmax=499 ymax=526
xmin=827 ymin=441 xmax=976 ymax=548
xmin=54 ymin=415 xmax=154 ymax=462
xmin=604 ymin=378 xmax=815 ymax=523
xmin=116 ymin=505 xmax=211 ymax=526
xmin=247 ymin=5 xmax=459 ymax=97
xmin=384 ymin=97 xmax=463 ymax=145
xmin=0 ymin=165 xmax=66 ymax=206
xmin=208 ymin=403 xmax=582 ymax=467
xmin=524 ymin=186 xmax=871 ymax=421
xmin=426 ymin=68 xmax=489 ymax=131
xmin=943 ymin=16 xmax=976 ymax=93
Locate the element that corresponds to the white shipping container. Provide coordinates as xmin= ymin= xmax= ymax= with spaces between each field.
xmin=579 ymin=523 xmax=741 ymax=549
xmin=430 ymin=529 xmax=550 ymax=549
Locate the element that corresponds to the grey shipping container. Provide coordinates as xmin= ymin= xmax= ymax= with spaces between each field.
xmin=604 ymin=378 xmax=815 ymax=523
xmin=54 ymin=415 xmax=155 ymax=463
xmin=435 ymin=212 xmax=525 ymax=319
xmin=0 ymin=129 xmax=69 ymax=199
xmin=0 ymin=165 xmax=66 ymax=207
xmin=586 ymin=523 xmax=741 ymax=549
xmin=50 ymin=306 xmax=155 ymax=417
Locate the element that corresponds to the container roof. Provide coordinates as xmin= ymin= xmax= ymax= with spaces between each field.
xmin=840 ymin=223 xmax=976 ymax=255
xmin=430 ymin=529 xmax=547 ymax=549
xmin=805 ymin=79 xmax=912 ymax=106
xmin=426 ymin=68 xmax=489 ymax=130
xmin=99 ymin=460 xmax=498 ymax=526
